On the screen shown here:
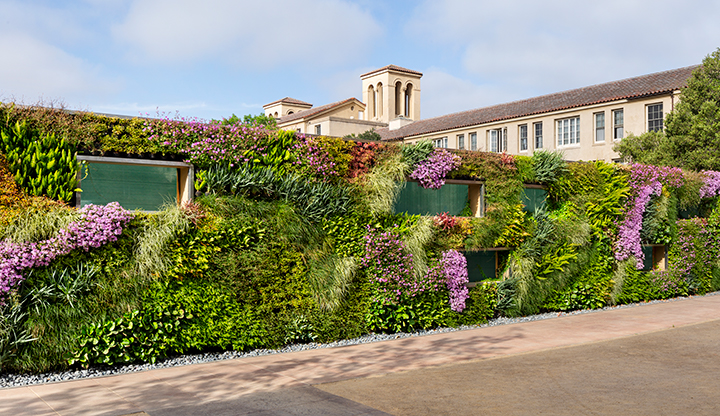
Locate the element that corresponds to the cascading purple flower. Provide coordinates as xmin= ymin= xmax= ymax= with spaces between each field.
xmin=410 ymin=149 xmax=461 ymax=189
xmin=426 ymin=250 xmax=470 ymax=312
xmin=699 ymin=170 xmax=720 ymax=198
xmin=0 ymin=202 xmax=134 ymax=300
xmin=615 ymin=164 xmax=683 ymax=268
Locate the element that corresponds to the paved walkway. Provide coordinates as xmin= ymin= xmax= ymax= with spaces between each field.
xmin=2 ymin=295 xmax=720 ymax=415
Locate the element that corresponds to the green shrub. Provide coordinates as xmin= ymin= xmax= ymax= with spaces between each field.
xmin=458 ymin=282 xmax=498 ymax=324
xmin=366 ymin=290 xmax=454 ymax=333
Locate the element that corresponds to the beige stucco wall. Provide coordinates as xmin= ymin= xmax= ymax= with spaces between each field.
xmin=362 ymin=69 xmax=421 ymax=123
xmin=277 ymin=101 xmax=367 ymax=135
xmin=403 ymin=92 xmax=678 ymax=163
xmin=263 ymin=102 xmax=312 ymax=118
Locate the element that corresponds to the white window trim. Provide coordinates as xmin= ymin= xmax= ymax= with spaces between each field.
xmin=519 ymin=124 xmax=528 ymax=152
xmin=594 ymin=112 xmax=605 ymax=143
xmin=470 ymin=132 xmax=478 ymax=151
xmin=556 ymin=116 xmax=580 ymax=147
xmin=612 ymin=109 xmax=624 ymax=140
xmin=534 ymin=122 xmax=543 ymax=149
xmin=433 ymin=137 xmax=448 ymax=148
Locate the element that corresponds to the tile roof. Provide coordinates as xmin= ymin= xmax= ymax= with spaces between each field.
xmin=377 ymin=65 xmax=698 ymax=141
xmin=361 ymin=65 xmax=423 ymax=78
xmin=263 ymin=97 xmax=313 ymax=108
xmin=277 ymin=97 xmax=363 ymax=124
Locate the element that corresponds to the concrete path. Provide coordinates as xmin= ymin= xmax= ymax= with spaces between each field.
xmin=2 ymin=295 xmax=720 ymax=415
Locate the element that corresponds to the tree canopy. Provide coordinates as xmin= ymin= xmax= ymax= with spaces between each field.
xmin=615 ymin=48 xmax=720 ymax=170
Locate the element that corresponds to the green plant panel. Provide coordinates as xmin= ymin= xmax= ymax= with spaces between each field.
xmin=521 ymin=187 xmax=547 ymax=213
xmin=394 ymin=182 xmax=468 ymax=216
xmin=464 ymin=251 xmax=497 ymax=282
xmin=80 ymin=163 xmax=177 ymax=211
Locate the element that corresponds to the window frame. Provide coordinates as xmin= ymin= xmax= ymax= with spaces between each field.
xmin=488 ymin=128 xmax=507 ymax=153
xmin=556 ymin=116 xmax=580 ymax=147
xmin=457 ymin=134 xmax=465 ymax=150
xmin=470 ymin=132 xmax=477 ymax=151
xmin=433 ymin=137 xmax=448 ymax=148
xmin=314 ymin=124 xmax=322 ymax=135
xmin=534 ymin=122 xmax=543 ymax=149
xmin=647 ymin=103 xmax=664 ymax=132
xmin=519 ymin=124 xmax=528 ymax=152
xmin=594 ymin=112 xmax=605 ymax=143
xmin=613 ymin=109 xmax=624 ymax=140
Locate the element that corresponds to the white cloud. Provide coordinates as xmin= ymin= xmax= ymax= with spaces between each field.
xmin=113 ymin=0 xmax=382 ymax=69
xmin=407 ymin=0 xmax=720 ymax=96
xmin=421 ymin=69 xmax=517 ymax=118
xmin=0 ymin=33 xmax=120 ymax=104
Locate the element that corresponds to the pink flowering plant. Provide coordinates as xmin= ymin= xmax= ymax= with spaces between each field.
xmin=143 ymin=113 xmax=273 ymax=168
xmin=615 ymin=164 xmax=684 ymax=268
xmin=699 ymin=170 xmax=720 ymax=198
xmin=410 ymin=149 xmax=461 ymax=189
xmin=425 ymin=250 xmax=470 ymax=312
xmin=291 ymin=136 xmax=339 ymax=179
xmin=0 ymin=202 xmax=134 ymax=300
xmin=362 ymin=226 xmax=470 ymax=331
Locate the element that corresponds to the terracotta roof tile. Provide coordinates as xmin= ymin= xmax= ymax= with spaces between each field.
xmin=263 ymin=97 xmax=313 ymax=108
xmin=361 ymin=65 xmax=423 ymax=78
xmin=378 ymin=65 xmax=698 ymax=141
xmin=277 ymin=97 xmax=363 ymax=124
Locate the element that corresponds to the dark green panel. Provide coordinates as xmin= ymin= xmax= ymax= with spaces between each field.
xmin=464 ymin=251 xmax=497 ymax=282
xmin=521 ymin=187 xmax=547 ymax=213
xmin=641 ymin=245 xmax=654 ymax=271
xmin=394 ymin=182 xmax=468 ymax=216
xmin=80 ymin=163 xmax=177 ymax=211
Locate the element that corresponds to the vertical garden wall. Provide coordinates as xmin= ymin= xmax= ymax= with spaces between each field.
xmin=2 ymin=103 xmax=720 ymax=375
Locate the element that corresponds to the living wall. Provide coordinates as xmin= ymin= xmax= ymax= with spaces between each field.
xmin=1 ymin=104 xmax=720 ymax=374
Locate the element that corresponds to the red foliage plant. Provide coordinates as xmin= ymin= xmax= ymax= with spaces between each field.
xmin=347 ymin=142 xmax=379 ymax=180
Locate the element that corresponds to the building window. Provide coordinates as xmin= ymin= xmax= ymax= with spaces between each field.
xmin=489 ymin=128 xmax=507 ymax=153
xmin=315 ymin=124 xmax=321 ymax=135
xmin=534 ymin=122 xmax=543 ymax=149
xmin=519 ymin=124 xmax=528 ymax=151
xmin=648 ymin=103 xmax=663 ymax=132
xmin=556 ymin=117 xmax=580 ymax=146
xmin=458 ymin=134 xmax=465 ymax=150
xmin=595 ymin=112 xmax=605 ymax=142
xmin=613 ymin=109 xmax=624 ymax=139
xmin=433 ymin=137 xmax=448 ymax=148
xmin=470 ymin=132 xmax=477 ymax=151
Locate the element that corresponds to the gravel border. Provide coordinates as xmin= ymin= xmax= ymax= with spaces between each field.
xmin=2 ymin=291 xmax=718 ymax=389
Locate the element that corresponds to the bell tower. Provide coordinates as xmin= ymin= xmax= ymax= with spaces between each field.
xmin=361 ymin=65 xmax=422 ymax=123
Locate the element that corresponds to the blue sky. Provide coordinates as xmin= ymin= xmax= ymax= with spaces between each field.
xmin=1 ymin=0 xmax=719 ymax=122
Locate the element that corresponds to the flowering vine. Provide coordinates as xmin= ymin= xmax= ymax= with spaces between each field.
xmin=0 ymin=203 xmax=134 ymax=299
xmin=410 ymin=149 xmax=461 ymax=189
xmin=615 ymin=164 xmax=683 ymax=268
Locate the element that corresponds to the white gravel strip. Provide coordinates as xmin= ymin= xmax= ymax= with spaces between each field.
xmin=2 ymin=292 xmax=717 ymax=389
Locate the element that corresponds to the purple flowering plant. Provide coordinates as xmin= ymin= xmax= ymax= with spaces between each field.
xmin=410 ymin=149 xmax=461 ymax=189
xmin=615 ymin=164 xmax=683 ymax=268
xmin=361 ymin=226 xmax=469 ymax=311
xmin=0 ymin=202 xmax=134 ymax=300
xmin=142 ymin=112 xmax=272 ymax=168
xmin=699 ymin=170 xmax=720 ymax=198
xmin=425 ymin=250 xmax=470 ymax=312
xmin=291 ymin=136 xmax=338 ymax=179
